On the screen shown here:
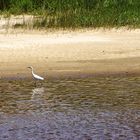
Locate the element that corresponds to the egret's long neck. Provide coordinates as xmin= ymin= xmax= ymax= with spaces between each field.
xmin=31 ymin=68 xmax=34 ymax=75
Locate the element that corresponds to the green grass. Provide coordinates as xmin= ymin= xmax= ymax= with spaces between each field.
xmin=0 ymin=0 xmax=140 ymax=28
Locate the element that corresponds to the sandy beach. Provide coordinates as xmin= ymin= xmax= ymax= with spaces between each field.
xmin=0 ymin=28 xmax=140 ymax=79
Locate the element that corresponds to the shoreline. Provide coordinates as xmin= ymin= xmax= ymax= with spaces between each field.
xmin=0 ymin=28 xmax=140 ymax=79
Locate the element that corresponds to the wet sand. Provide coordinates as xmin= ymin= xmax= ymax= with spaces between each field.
xmin=0 ymin=29 xmax=140 ymax=79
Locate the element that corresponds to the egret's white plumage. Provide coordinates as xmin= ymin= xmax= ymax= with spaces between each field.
xmin=27 ymin=66 xmax=44 ymax=80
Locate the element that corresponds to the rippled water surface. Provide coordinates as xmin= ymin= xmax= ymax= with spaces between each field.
xmin=0 ymin=76 xmax=140 ymax=140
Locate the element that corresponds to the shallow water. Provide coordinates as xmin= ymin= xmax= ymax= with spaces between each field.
xmin=0 ymin=76 xmax=140 ymax=140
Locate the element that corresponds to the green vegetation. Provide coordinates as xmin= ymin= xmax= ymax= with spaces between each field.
xmin=0 ymin=0 xmax=140 ymax=28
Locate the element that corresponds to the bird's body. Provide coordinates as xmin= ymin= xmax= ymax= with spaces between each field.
xmin=28 ymin=66 xmax=44 ymax=81
xmin=32 ymin=72 xmax=44 ymax=80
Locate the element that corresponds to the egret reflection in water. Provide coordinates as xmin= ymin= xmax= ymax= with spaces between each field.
xmin=31 ymin=87 xmax=45 ymax=101
xmin=28 ymin=87 xmax=47 ymax=112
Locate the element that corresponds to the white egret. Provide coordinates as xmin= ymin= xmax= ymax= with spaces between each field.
xmin=27 ymin=66 xmax=44 ymax=81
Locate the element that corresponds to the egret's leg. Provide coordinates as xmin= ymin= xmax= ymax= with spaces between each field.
xmin=40 ymin=81 xmax=43 ymax=86
xmin=34 ymin=81 xmax=36 ymax=86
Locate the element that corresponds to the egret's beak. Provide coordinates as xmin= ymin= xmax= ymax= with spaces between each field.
xmin=27 ymin=67 xmax=30 ymax=69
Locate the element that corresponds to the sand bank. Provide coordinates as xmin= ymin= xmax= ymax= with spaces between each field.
xmin=0 ymin=29 xmax=140 ymax=79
